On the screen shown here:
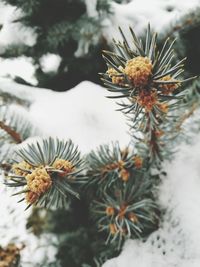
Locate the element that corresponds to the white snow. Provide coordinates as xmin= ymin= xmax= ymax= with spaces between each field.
xmin=0 ymin=57 xmax=37 ymax=85
xmin=39 ymin=54 xmax=62 ymax=73
xmin=0 ymin=2 xmax=37 ymax=84
xmin=0 ymin=2 xmax=37 ymax=48
xmin=85 ymin=0 xmax=98 ymax=18
xmin=0 ymin=78 xmax=130 ymax=153
xmin=103 ymin=0 xmax=200 ymax=42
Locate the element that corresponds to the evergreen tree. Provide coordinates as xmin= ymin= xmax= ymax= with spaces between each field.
xmin=0 ymin=0 xmax=117 ymax=91
xmin=1 ymin=22 xmax=199 ymax=267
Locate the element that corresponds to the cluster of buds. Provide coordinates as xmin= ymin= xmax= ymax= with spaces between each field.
xmin=136 ymin=89 xmax=158 ymax=112
xmin=107 ymin=66 xmax=125 ymax=86
xmin=157 ymin=102 xmax=169 ymax=113
xmin=26 ymin=168 xmax=52 ymax=195
xmin=53 ymin=158 xmax=75 ymax=176
xmin=106 ymin=56 xmax=180 ymax=113
xmin=0 ymin=244 xmax=22 ymax=267
xmin=124 ymin=56 xmax=153 ymax=87
xmin=106 ymin=204 xmax=139 ymax=237
xmin=102 ymin=160 xmax=130 ymax=182
xmin=12 ymin=161 xmax=33 ymax=177
xmin=25 ymin=168 xmax=52 ymax=203
xmin=92 ymin=181 xmax=158 ymax=245
xmin=133 ymin=155 xmax=143 ymax=169
xmin=159 ymin=75 xmax=180 ymax=95
xmin=87 ymin=143 xmax=145 ymax=192
xmin=136 ymin=90 xmax=169 ymax=113
xmin=12 ymin=158 xmax=75 ymax=204
xmin=108 ymin=214 xmax=139 ymax=236
xmin=102 ymin=25 xmax=193 ymax=119
xmin=106 ymin=204 xmax=138 ymax=219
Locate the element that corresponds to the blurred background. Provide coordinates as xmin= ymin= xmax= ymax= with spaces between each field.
xmin=0 ymin=0 xmax=200 ymax=91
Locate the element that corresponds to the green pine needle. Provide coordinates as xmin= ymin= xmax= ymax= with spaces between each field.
xmin=6 ymin=137 xmax=86 ymax=209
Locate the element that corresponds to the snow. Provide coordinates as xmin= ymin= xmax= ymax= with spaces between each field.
xmin=85 ymin=0 xmax=98 ymax=17
xmin=0 ymin=57 xmax=37 ymax=85
xmin=29 ymin=81 xmax=130 ymax=152
xmin=0 ymin=78 xmax=130 ymax=153
xmin=0 ymin=2 xmax=37 ymax=48
xmin=103 ymin=0 xmax=200 ymax=42
xmin=103 ymin=123 xmax=200 ymax=267
xmin=39 ymin=54 xmax=62 ymax=73
xmin=0 ymin=2 xmax=37 ymax=84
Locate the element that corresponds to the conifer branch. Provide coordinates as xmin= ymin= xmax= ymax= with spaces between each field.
xmin=6 ymin=137 xmax=86 ymax=209
xmin=101 ymin=25 xmax=195 ymax=164
xmin=0 ymin=121 xmax=22 ymax=143
xmin=0 ymin=106 xmax=36 ymax=145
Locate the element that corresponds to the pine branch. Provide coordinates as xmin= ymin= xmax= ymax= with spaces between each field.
xmin=0 ymin=106 xmax=36 ymax=144
xmin=91 ymin=26 xmax=197 ymax=253
xmin=0 ymin=89 xmax=30 ymax=107
xmin=0 ymin=44 xmax=33 ymax=59
xmin=101 ymin=25 xmax=196 ymax=164
xmin=0 ymin=120 xmax=22 ymax=143
xmin=6 ymin=137 xmax=86 ymax=209
xmin=87 ymin=142 xmax=159 ymax=246
xmin=162 ymin=6 xmax=200 ymax=38
xmin=0 ymin=106 xmax=38 ymax=172
xmin=86 ymin=143 xmax=145 ymax=192
xmin=91 ymin=178 xmax=158 ymax=247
